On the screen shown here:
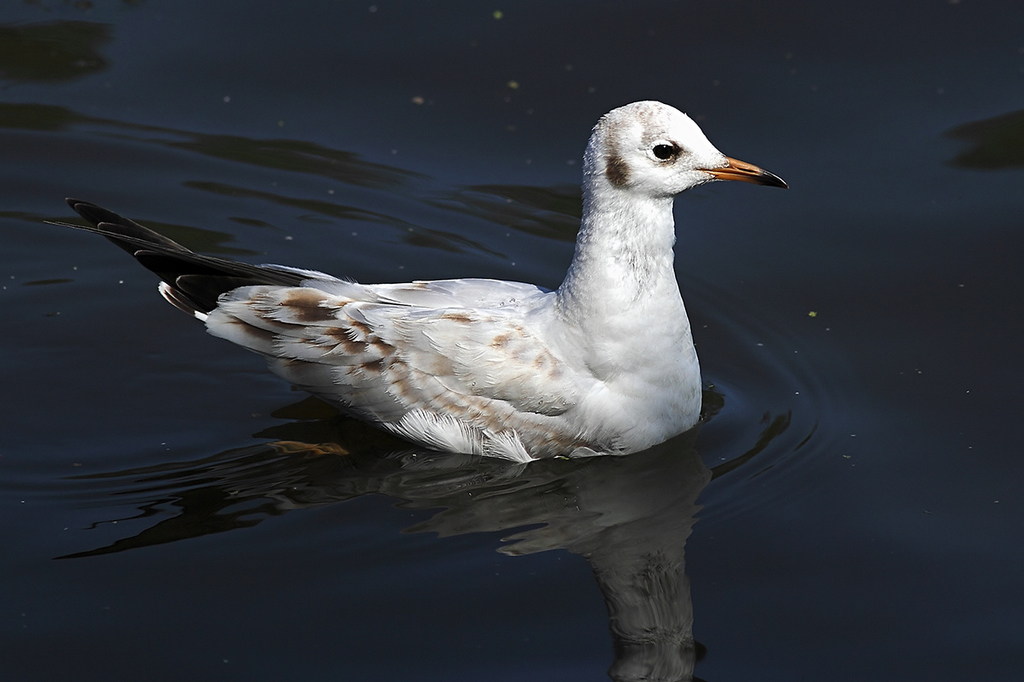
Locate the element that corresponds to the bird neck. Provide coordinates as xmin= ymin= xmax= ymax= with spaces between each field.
xmin=556 ymin=185 xmax=681 ymax=322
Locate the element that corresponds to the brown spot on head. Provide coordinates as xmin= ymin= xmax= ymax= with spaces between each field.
xmin=605 ymin=153 xmax=630 ymax=187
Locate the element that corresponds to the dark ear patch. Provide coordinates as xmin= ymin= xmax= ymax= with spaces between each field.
xmin=606 ymin=154 xmax=630 ymax=187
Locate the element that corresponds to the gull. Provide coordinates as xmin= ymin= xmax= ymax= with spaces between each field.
xmin=51 ymin=101 xmax=786 ymax=463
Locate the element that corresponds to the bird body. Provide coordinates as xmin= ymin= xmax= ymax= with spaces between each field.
xmin=53 ymin=101 xmax=785 ymax=462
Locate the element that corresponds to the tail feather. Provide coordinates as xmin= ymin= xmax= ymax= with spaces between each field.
xmin=51 ymin=199 xmax=308 ymax=315
xmin=158 ymin=281 xmax=208 ymax=320
xmin=65 ymin=198 xmax=188 ymax=255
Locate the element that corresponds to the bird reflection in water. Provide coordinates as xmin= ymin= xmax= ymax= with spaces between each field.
xmin=60 ymin=395 xmax=791 ymax=682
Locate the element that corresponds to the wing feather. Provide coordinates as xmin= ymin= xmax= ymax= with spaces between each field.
xmin=205 ymin=284 xmax=584 ymax=449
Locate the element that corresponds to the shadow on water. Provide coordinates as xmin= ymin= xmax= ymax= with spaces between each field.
xmin=56 ymin=390 xmax=795 ymax=682
xmin=0 ymin=103 xmax=419 ymax=190
xmin=0 ymin=21 xmax=112 ymax=83
xmin=945 ymin=109 xmax=1024 ymax=169
xmin=180 ymin=180 xmax=508 ymax=257
xmin=168 ymin=135 xmax=423 ymax=190
xmin=1 ymin=101 xmax=579 ymax=257
xmin=428 ymin=184 xmax=583 ymax=243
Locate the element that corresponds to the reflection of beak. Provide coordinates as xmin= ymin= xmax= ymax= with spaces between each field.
xmin=704 ymin=156 xmax=788 ymax=188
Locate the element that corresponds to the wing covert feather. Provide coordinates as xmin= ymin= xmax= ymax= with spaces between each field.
xmin=205 ymin=285 xmax=581 ymax=426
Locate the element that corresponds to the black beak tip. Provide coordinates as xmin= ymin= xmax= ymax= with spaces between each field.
xmin=763 ymin=171 xmax=788 ymax=189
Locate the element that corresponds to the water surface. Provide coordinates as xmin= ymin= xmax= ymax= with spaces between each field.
xmin=2 ymin=1 xmax=1023 ymax=680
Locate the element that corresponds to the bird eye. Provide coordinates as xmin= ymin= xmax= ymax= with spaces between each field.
xmin=652 ymin=143 xmax=679 ymax=160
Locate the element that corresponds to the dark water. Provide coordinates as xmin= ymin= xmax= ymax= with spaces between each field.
xmin=2 ymin=1 xmax=1022 ymax=680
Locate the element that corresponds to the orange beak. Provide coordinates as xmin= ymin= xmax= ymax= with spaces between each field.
xmin=704 ymin=156 xmax=788 ymax=188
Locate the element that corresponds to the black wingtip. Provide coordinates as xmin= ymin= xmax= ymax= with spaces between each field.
xmin=65 ymin=198 xmax=99 ymax=215
xmin=66 ymin=199 xmax=133 ymax=231
xmin=53 ymin=197 xmax=311 ymax=316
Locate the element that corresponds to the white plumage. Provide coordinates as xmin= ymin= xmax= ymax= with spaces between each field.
xmin=55 ymin=101 xmax=786 ymax=462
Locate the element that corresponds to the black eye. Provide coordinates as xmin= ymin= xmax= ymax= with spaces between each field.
xmin=652 ymin=143 xmax=678 ymax=160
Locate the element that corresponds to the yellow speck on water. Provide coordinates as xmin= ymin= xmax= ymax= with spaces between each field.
xmin=808 ymin=311 xmax=817 ymax=317
xmin=493 ymin=10 xmax=504 ymax=20
xmin=507 ymin=80 xmax=519 ymax=90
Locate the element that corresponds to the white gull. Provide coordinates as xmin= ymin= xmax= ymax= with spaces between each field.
xmin=52 ymin=101 xmax=786 ymax=463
